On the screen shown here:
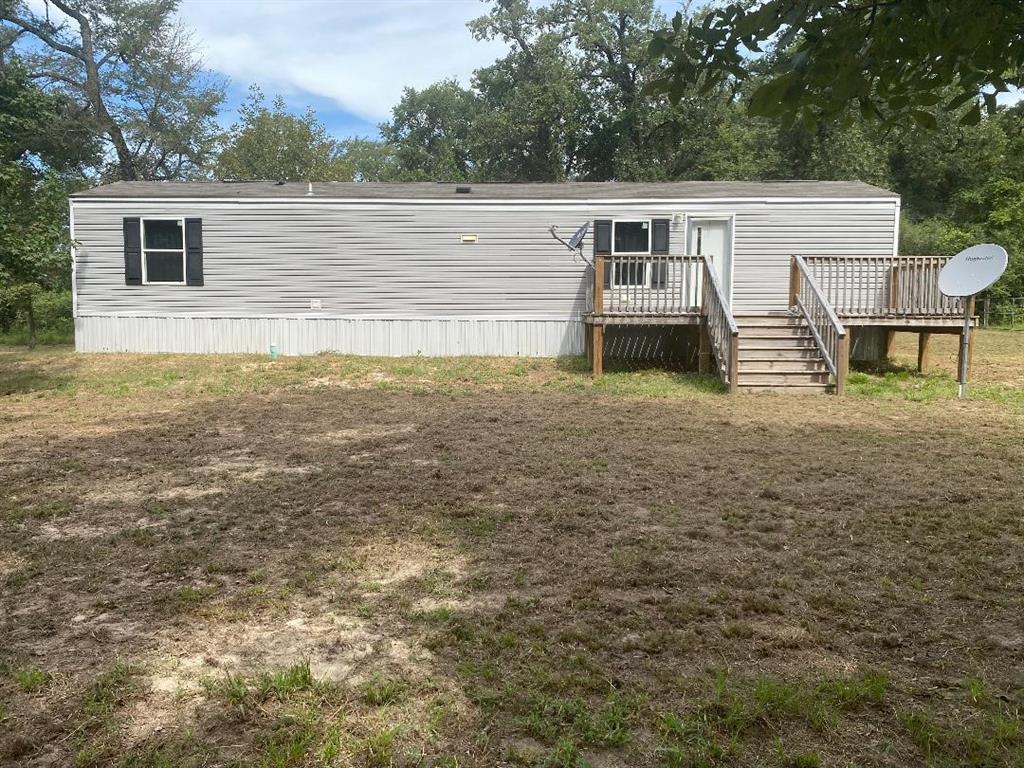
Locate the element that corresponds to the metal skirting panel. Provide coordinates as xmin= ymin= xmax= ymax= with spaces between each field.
xmin=74 ymin=316 xmax=584 ymax=357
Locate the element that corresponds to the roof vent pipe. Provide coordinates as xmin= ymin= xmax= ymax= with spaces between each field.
xmin=306 ymin=181 xmax=313 ymax=196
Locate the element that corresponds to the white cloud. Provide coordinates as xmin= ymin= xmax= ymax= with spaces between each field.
xmin=180 ymin=0 xmax=509 ymax=122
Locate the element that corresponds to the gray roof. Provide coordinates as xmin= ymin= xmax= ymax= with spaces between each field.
xmin=72 ymin=179 xmax=897 ymax=200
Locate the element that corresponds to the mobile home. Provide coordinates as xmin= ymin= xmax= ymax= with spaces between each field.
xmin=70 ymin=180 xmax=969 ymax=393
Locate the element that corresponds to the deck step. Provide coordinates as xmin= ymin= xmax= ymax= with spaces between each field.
xmin=739 ymin=371 xmax=831 ymax=386
xmin=738 ymin=347 xmax=822 ymax=361
xmin=739 ymin=325 xmax=814 ymax=337
xmin=740 ymin=336 xmax=818 ymax=350
xmin=738 ymin=358 xmax=829 ymax=372
xmin=738 ymin=382 xmax=833 ymax=394
xmin=735 ymin=314 xmax=802 ymax=327
xmin=732 ymin=313 xmax=837 ymax=393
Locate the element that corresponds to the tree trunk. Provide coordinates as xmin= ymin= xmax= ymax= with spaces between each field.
xmin=26 ymin=298 xmax=36 ymax=350
xmin=50 ymin=0 xmax=139 ymax=180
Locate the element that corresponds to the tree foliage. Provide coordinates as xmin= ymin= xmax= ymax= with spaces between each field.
xmin=217 ymin=87 xmax=351 ymax=182
xmin=4 ymin=0 xmax=1024 ymax=344
xmin=1 ymin=0 xmax=225 ymax=180
xmin=647 ymin=1 xmax=1024 ymax=132
xmin=0 ymin=61 xmax=87 ymax=344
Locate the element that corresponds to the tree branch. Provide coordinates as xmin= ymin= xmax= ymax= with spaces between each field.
xmin=28 ymin=70 xmax=84 ymax=90
xmin=0 ymin=12 xmax=84 ymax=59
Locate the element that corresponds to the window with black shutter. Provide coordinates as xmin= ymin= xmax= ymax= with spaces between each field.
xmin=123 ymin=218 xmax=204 ymax=286
xmin=142 ymin=219 xmax=186 ymax=284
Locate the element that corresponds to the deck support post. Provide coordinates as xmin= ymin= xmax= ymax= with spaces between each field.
xmin=590 ymin=255 xmax=605 ymax=376
xmin=884 ymin=329 xmax=896 ymax=359
xmin=836 ymin=333 xmax=850 ymax=396
xmin=728 ymin=333 xmax=739 ymax=394
xmin=917 ymin=332 xmax=931 ymax=372
xmin=788 ymin=256 xmax=799 ymax=308
xmin=698 ymin=319 xmax=711 ymax=374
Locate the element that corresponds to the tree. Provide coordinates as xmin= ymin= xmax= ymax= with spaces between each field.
xmin=380 ymin=81 xmax=482 ymax=181
xmin=471 ymin=0 xmax=670 ymax=180
xmin=470 ymin=35 xmax=586 ymax=181
xmin=216 ymin=87 xmax=351 ymax=182
xmin=0 ymin=61 xmax=92 ymax=345
xmin=1 ymin=0 xmax=225 ymax=180
xmin=648 ymin=1 xmax=1024 ymax=131
xmin=336 ymin=138 xmax=401 ymax=182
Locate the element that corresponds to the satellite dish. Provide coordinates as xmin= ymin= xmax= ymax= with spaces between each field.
xmin=937 ymin=243 xmax=1008 ymax=399
xmin=568 ymin=222 xmax=589 ymax=250
xmin=549 ymin=222 xmax=592 ymax=263
xmin=938 ymin=244 xmax=1008 ymax=297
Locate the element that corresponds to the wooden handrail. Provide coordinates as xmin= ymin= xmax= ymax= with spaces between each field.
xmin=791 ymin=255 xmax=847 ymax=393
xmin=701 ymin=258 xmax=740 ymax=392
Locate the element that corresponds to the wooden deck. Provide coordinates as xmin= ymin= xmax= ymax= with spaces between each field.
xmin=585 ymin=253 xmax=974 ymax=394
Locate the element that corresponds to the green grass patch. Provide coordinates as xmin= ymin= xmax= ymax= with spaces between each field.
xmin=0 ymin=348 xmax=725 ymax=402
xmin=73 ymin=663 xmax=142 ymax=766
xmin=173 ymin=585 xmax=218 ymax=605
xmin=360 ymin=673 xmax=408 ymax=706
xmin=0 ymin=327 xmax=74 ymax=347
xmin=897 ymin=694 xmax=1023 ymax=767
xmin=847 ymin=366 xmax=1024 ymax=410
xmin=13 ymin=664 xmax=49 ymax=692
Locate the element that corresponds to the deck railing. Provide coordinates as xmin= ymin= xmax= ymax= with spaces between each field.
xmin=801 ymin=255 xmax=965 ymax=317
xmin=594 ymin=254 xmax=703 ymax=315
xmin=701 ymin=259 xmax=739 ymax=393
xmin=790 ymin=256 xmax=848 ymax=394
xmin=588 ymin=254 xmax=738 ymax=390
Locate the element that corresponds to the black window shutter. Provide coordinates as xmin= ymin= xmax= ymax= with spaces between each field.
xmin=651 ymin=218 xmax=670 ymax=254
xmin=185 ymin=218 xmax=204 ymax=286
xmin=594 ymin=219 xmax=612 ymax=255
xmin=123 ymin=217 xmax=142 ymax=285
xmin=594 ymin=219 xmax=612 ymax=288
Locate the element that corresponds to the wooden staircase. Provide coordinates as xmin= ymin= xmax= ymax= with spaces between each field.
xmin=734 ymin=312 xmax=832 ymax=393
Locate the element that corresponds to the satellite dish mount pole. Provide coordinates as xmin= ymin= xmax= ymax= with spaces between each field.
xmin=958 ymin=300 xmax=971 ymax=399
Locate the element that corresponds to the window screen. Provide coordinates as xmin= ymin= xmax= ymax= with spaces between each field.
xmin=145 ymin=252 xmax=185 ymax=283
xmin=144 ymin=220 xmax=183 ymax=250
xmin=613 ymin=221 xmax=650 ymax=253
xmin=142 ymin=219 xmax=185 ymax=283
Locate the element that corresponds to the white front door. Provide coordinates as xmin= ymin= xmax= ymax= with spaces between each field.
xmin=687 ymin=218 xmax=733 ymax=306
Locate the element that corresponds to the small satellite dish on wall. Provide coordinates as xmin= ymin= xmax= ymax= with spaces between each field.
xmin=938 ymin=244 xmax=1008 ymax=398
xmin=568 ymin=222 xmax=589 ymax=250
xmin=938 ymin=244 xmax=1008 ymax=298
xmin=549 ymin=222 xmax=592 ymax=264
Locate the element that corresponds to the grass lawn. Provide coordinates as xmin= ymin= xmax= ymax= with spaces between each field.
xmin=1 ymin=330 xmax=1022 ymax=767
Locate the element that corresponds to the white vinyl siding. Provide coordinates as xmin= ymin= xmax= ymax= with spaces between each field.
xmin=70 ymin=196 xmax=899 ymax=353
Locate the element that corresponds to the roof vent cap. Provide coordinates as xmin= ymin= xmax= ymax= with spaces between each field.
xmin=455 ymin=185 xmax=471 ymax=194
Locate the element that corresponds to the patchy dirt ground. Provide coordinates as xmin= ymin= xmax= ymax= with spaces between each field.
xmin=888 ymin=327 xmax=1024 ymax=388
xmin=1 ymin=337 xmax=1023 ymax=767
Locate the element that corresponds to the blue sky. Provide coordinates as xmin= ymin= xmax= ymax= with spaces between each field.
xmin=181 ymin=0 xmax=687 ymax=139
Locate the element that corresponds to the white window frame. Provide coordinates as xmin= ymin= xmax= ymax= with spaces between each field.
xmin=610 ymin=218 xmax=652 ymax=288
xmin=140 ymin=217 xmax=186 ymax=285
